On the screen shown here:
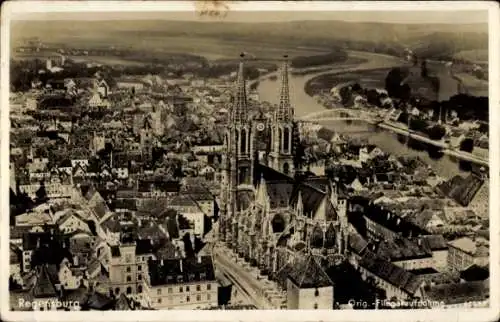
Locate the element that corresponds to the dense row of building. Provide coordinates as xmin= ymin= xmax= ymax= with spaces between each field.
xmin=9 ymin=51 xmax=490 ymax=311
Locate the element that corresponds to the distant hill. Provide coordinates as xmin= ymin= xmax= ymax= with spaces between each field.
xmin=11 ymin=19 xmax=488 ymax=60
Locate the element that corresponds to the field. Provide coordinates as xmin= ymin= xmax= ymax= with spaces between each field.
xmin=308 ymin=69 xmax=390 ymax=94
xmin=453 ymin=49 xmax=488 ymax=64
xmin=67 ymin=55 xmax=147 ymax=66
xmin=454 ymin=72 xmax=489 ymax=97
xmin=12 ymin=32 xmax=329 ymax=62
xmin=306 ymin=60 xmax=488 ymax=99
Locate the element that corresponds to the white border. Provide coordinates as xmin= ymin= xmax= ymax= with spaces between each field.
xmin=1 ymin=1 xmax=499 ymax=322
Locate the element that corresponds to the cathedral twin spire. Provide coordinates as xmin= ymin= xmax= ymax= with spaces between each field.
xmin=277 ymin=55 xmax=293 ymax=122
xmin=231 ymin=53 xmax=249 ymax=124
xmin=230 ymin=53 xmax=293 ymax=124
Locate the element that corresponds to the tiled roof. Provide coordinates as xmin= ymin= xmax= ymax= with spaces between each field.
xmin=373 ymin=238 xmax=432 ymax=262
xmin=266 ymin=181 xmax=294 ymax=209
xmin=101 ymin=214 xmax=122 ymax=233
xmin=303 ymin=176 xmax=330 ymax=193
xmin=137 ymin=225 xmax=167 ymax=242
xmin=410 ymin=235 xmax=448 ymax=251
xmin=155 ymin=240 xmax=178 ymax=260
xmin=448 ymin=237 xmax=489 ymax=257
xmin=87 ymin=258 xmax=102 ymax=274
xmin=348 ymin=231 xmax=369 ymax=255
xmin=170 ymin=195 xmax=198 ymax=207
xmin=285 ymin=253 xmax=333 ymax=288
xmin=88 ymin=193 xmax=110 ymax=220
xmin=437 ymin=174 xmax=485 ymax=207
xmin=290 ymin=183 xmax=337 ymax=221
xmin=32 ymin=265 xmax=59 ymax=298
xmin=62 ymin=287 xmax=89 ymax=305
xmin=424 ymin=281 xmax=489 ymax=305
xmin=254 ymin=164 xmax=295 ymax=185
xmin=359 ymin=251 xmax=422 ymax=295
xmin=148 ymin=256 xmax=215 ymax=287
xmin=84 ymin=292 xmax=115 ymax=310
xmin=363 ymin=201 xmax=428 ymax=238
xmin=111 ymin=198 xmax=137 ymax=211
xmin=68 ymin=236 xmax=94 ymax=255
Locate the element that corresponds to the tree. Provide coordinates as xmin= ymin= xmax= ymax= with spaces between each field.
xmin=9 ymin=276 xmax=22 ymax=291
xmin=35 ymin=180 xmax=49 ymax=204
xmin=427 ymin=125 xmax=446 ymax=140
xmin=478 ymin=123 xmax=489 ymax=134
xmin=409 ymin=118 xmax=429 ymax=132
xmin=385 ymin=67 xmax=410 ymax=100
xmin=459 ymin=138 xmax=474 ymax=153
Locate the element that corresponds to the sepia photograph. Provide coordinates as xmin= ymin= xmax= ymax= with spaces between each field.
xmin=1 ymin=1 xmax=499 ymax=321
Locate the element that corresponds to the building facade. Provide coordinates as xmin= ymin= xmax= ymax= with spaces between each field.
xmin=144 ymin=256 xmax=218 ymax=309
xmin=218 ymin=54 xmax=349 ymax=292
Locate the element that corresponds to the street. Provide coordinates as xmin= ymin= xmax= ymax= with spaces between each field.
xmin=213 ymin=243 xmax=287 ymax=309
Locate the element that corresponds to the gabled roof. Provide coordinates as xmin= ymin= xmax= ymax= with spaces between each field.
xmin=424 ymin=281 xmax=489 ymax=305
xmin=359 ymin=251 xmax=422 ymax=295
xmin=372 ymin=238 xmax=432 ymax=262
xmin=84 ymin=292 xmax=115 ymax=310
xmin=32 ymin=265 xmax=59 ymax=298
xmin=411 ymin=235 xmax=448 ymax=252
xmin=437 ymin=174 xmax=485 ymax=207
xmin=348 ymin=231 xmax=369 ymax=255
xmin=290 ymin=183 xmax=337 ymax=221
xmin=148 ymin=256 xmax=216 ymax=287
xmin=286 ymin=253 xmax=333 ymax=288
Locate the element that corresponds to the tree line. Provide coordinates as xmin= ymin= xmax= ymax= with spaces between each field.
xmin=291 ymin=50 xmax=348 ymax=69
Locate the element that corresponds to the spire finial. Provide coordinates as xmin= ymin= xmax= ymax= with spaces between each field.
xmin=277 ymin=54 xmax=292 ymax=122
xmin=232 ymin=53 xmax=248 ymax=123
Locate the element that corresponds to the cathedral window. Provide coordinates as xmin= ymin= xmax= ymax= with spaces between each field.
xmin=241 ymin=129 xmax=247 ymax=154
xmin=283 ymin=127 xmax=290 ymax=153
xmin=278 ymin=129 xmax=283 ymax=152
xmin=283 ymin=163 xmax=290 ymax=175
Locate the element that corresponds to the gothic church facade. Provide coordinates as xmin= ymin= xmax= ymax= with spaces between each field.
xmin=219 ymin=53 xmax=349 ymax=281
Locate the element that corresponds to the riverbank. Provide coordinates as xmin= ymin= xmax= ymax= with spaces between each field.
xmin=256 ymin=50 xmax=486 ymax=177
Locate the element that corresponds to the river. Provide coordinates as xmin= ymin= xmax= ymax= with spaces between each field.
xmin=256 ymin=52 xmax=470 ymax=179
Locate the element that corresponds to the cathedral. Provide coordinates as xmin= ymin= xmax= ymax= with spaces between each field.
xmin=218 ymin=53 xmax=350 ymax=281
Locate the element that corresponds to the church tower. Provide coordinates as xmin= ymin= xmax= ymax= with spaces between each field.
xmin=220 ymin=53 xmax=255 ymax=245
xmin=269 ymin=55 xmax=295 ymax=176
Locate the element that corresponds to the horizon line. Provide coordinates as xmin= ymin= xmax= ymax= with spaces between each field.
xmin=10 ymin=18 xmax=490 ymax=26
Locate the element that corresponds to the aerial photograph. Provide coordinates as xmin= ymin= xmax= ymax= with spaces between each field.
xmin=7 ymin=6 xmax=491 ymax=312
